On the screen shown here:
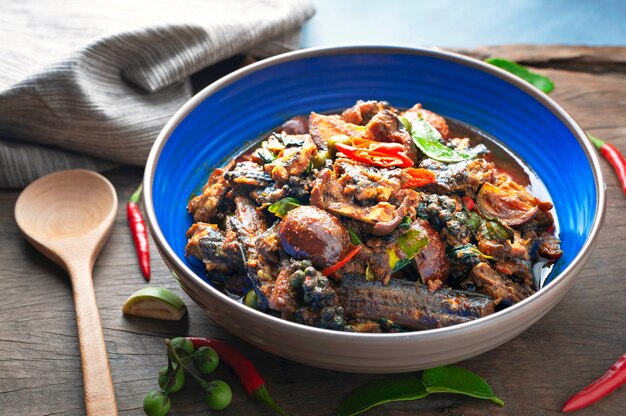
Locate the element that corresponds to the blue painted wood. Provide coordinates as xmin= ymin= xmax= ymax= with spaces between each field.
xmin=302 ymin=0 xmax=626 ymax=48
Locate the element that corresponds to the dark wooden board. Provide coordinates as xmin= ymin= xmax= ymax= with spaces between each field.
xmin=0 ymin=45 xmax=625 ymax=415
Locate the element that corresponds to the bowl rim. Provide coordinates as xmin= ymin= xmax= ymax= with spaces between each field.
xmin=144 ymin=45 xmax=606 ymax=341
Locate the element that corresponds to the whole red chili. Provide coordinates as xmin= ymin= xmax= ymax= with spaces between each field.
xmin=187 ymin=337 xmax=289 ymax=416
xmin=588 ymin=134 xmax=626 ymax=197
xmin=127 ymin=184 xmax=150 ymax=281
xmin=562 ymin=352 xmax=626 ymax=412
xmin=321 ymin=245 xmax=362 ymax=277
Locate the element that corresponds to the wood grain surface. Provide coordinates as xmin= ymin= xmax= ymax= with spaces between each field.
xmin=1 ymin=45 xmax=625 ymax=416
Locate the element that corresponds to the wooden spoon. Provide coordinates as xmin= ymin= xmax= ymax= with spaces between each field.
xmin=15 ymin=169 xmax=118 ymax=415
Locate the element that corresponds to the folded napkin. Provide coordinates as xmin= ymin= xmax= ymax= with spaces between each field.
xmin=0 ymin=0 xmax=315 ymax=188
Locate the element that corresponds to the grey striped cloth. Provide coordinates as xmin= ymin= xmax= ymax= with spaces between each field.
xmin=0 ymin=0 xmax=315 ymax=188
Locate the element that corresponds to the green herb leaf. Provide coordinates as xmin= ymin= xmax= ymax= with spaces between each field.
xmin=409 ymin=118 xmax=476 ymax=163
xmin=448 ymin=243 xmax=495 ymax=261
xmin=423 ymin=365 xmax=504 ymax=406
xmin=399 ymin=215 xmax=412 ymax=230
xmin=347 ymin=228 xmax=362 ymax=246
xmin=268 ymin=197 xmax=300 ymax=218
xmin=336 ymin=377 xmax=428 ymax=416
xmin=485 ymin=57 xmax=554 ymax=94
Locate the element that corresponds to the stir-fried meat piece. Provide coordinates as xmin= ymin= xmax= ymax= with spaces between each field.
xmin=185 ymin=223 xmax=242 ymax=273
xmin=337 ymin=275 xmax=495 ymax=330
xmin=419 ymin=158 xmax=494 ymax=194
xmin=281 ymin=116 xmax=309 ymax=135
xmin=371 ymin=189 xmax=421 ymax=236
xmin=494 ymin=174 xmax=554 ymax=212
xmin=464 ymin=262 xmax=534 ymax=306
xmin=312 ymin=163 xmax=420 ymax=236
xmin=537 ymin=232 xmax=563 ymax=260
xmin=477 ymin=230 xmax=533 ymax=287
xmin=268 ymin=260 xmax=300 ymax=319
xmin=188 ymin=168 xmax=230 ymax=222
xmin=248 ymin=184 xmax=286 ymax=207
xmin=476 ymin=182 xmax=539 ymax=227
xmin=225 ymin=161 xmax=272 ymax=187
xmin=278 ymin=206 xmax=351 ymax=270
xmin=256 ymin=222 xmax=281 ymax=265
xmin=401 ymin=103 xmax=450 ymax=140
xmin=335 ymin=158 xmax=403 ymax=202
xmin=341 ymin=100 xmax=391 ymax=125
xmin=310 ymin=168 xmax=348 ymax=208
xmin=309 ymin=112 xmax=366 ymax=150
xmin=230 ymin=195 xmax=274 ymax=307
xmin=411 ymin=219 xmax=450 ymax=286
xmin=264 ymin=134 xmax=318 ymax=183
xmin=327 ymin=201 xmax=395 ymax=226
xmin=185 ymin=222 xmax=249 ymax=295
xmin=363 ymin=110 xmax=419 ymax=163
xmin=249 ymin=175 xmax=314 ymax=207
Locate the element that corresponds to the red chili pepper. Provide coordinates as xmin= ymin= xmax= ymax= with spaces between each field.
xmin=403 ymin=168 xmax=436 ymax=188
xmin=187 ymin=337 xmax=289 ymax=416
xmin=461 ymin=196 xmax=475 ymax=211
xmin=562 ymin=352 xmax=626 ymax=412
xmin=335 ymin=141 xmax=413 ymax=168
xmin=321 ymin=245 xmax=362 ymax=277
xmin=127 ymin=184 xmax=150 ymax=281
xmin=588 ymin=134 xmax=626 ymax=197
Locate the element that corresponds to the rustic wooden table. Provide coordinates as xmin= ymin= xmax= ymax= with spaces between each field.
xmin=1 ymin=46 xmax=625 ymax=415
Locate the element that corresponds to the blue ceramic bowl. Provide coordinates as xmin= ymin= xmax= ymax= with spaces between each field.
xmin=144 ymin=46 xmax=605 ymax=372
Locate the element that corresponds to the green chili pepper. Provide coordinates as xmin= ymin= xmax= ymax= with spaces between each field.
xmin=407 ymin=117 xmax=476 ymax=163
xmin=387 ymin=229 xmax=429 ymax=272
xmin=268 ymin=197 xmax=300 ymax=218
xmin=337 ymin=365 xmax=503 ymax=416
xmin=485 ymin=57 xmax=554 ymax=94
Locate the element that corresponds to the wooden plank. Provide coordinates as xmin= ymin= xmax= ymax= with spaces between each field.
xmin=0 ymin=45 xmax=625 ymax=415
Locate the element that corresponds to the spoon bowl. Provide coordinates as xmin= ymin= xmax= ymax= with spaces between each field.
xmin=15 ymin=169 xmax=118 ymax=415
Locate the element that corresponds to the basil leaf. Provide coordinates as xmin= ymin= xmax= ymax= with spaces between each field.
xmin=336 ymin=377 xmax=428 ymax=416
xmin=268 ymin=197 xmax=300 ymax=218
xmin=423 ymin=365 xmax=504 ymax=406
xmin=409 ymin=118 xmax=476 ymax=163
xmin=485 ymin=57 xmax=554 ymax=94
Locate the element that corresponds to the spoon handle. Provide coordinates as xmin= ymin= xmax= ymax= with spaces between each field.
xmin=69 ymin=261 xmax=118 ymax=416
